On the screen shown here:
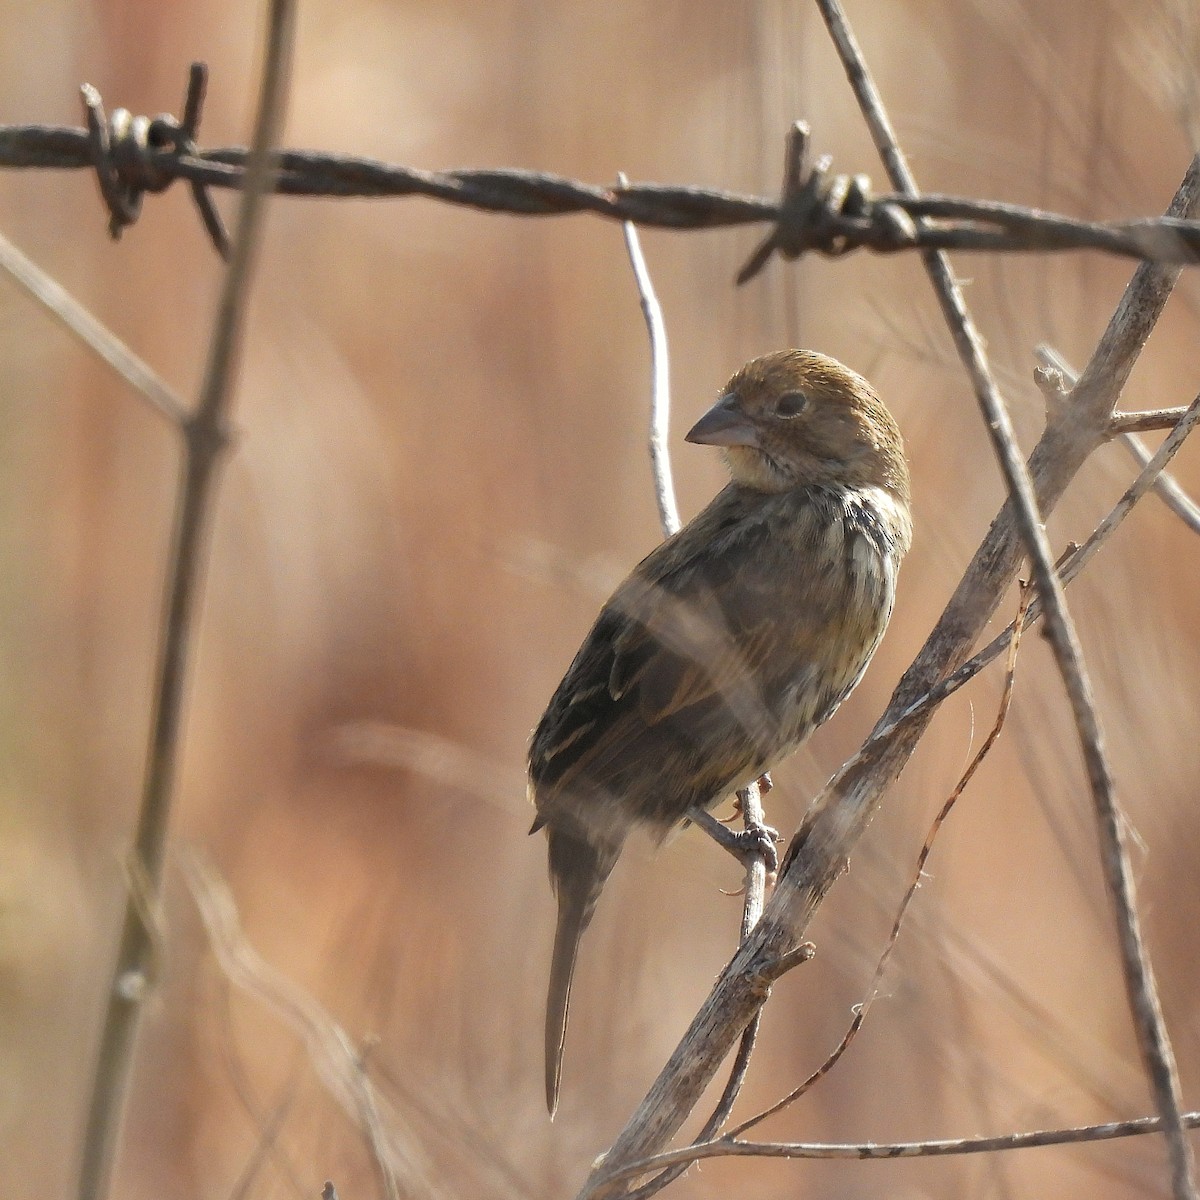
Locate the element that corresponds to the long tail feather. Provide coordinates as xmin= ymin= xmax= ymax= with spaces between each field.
xmin=543 ymin=826 xmax=619 ymax=1116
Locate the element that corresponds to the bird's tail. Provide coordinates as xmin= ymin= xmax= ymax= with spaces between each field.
xmin=544 ymin=824 xmax=619 ymax=1117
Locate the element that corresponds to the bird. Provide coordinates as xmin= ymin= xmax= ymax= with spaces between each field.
xmin=528 ymin=349 xmax=912 ymax=1116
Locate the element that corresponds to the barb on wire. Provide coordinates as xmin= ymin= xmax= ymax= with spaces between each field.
xmin=7 ymin=74 xmax=1200 ymax=268
xmin=737 ymin=121 xmax=917 ymax=282
xmin=78 ymin=62 xmax=229 ymax=256
xmin=157 ymin=63 xmax=231 ymax=259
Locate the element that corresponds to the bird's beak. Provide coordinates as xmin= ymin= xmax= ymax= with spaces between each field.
xmin=685 ymin=392 xmax=760 ymax=448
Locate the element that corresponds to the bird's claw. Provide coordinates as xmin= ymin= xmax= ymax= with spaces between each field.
xmin=722 ymin=774 xmax=773 ymax=823
xmin=688 ymin=805 xmax=781 ymax=871
xmin=729 ymin=822 xmax=780 ymax=873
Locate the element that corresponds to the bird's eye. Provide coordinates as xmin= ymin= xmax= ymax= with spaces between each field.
xmin=775 ymin=390 xmax=808 ymax=418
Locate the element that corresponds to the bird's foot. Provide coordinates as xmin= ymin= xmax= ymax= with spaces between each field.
xmin=688 ymin=806 xmax=780 ymax=873
xmin=730 ymin=823 xmax=780 ymax=872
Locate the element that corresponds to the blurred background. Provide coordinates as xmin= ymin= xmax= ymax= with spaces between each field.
xmin=1 ymin=1 xmax=1199 ymax=1197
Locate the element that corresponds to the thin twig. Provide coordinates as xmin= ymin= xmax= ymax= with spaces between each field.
xmin=620 ymin=185 xmax=775 ymax=949
xmin=817 ymin=3 xmax=1197 ymax=1196
xmin=702 ymin=778 xmax=775 ymax=1122
xmin=891 ymin=375 xmax=1200 ymax=730
xmin=1109 ymin=405 xmax=1194 ymax=434
xmin=621 ymin=779 xmax=774 ymax=1200
xmin=584 ymin=1109 xmax=1200 ymax=1191
xmin=0 ymin=229 xmax=187 ymax=426
xmin=75 ymin=6 xmax=295 ymax=1200
xmin=618 ymin=171 xmax=680 ymax=537
xmin=1040 ymin=346 xmax=1200 ymax=537
xmin=1059 ymin=387 xmax=1200 ymax=582
xmin=1115 ymin=430 xmax=1200 ymax=535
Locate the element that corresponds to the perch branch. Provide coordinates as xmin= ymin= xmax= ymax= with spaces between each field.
xmin=578 ymin=28 xmax=1200 ymax=1200
xmin=618 ymin=188 xmax=777 ymax=1200
xmin=731 ymin=585 xmax=1030 ymax=1142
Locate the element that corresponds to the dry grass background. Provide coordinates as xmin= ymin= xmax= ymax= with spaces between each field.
xmin=1 ymin=1 xmax=1199 ymax=1197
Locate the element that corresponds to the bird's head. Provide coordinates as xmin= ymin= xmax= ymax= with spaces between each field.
xmin=686 ymin=350 xmax=909 ymax=504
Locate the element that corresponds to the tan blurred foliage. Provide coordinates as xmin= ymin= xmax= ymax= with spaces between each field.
xmin=1 ymin=1 xmax=1199 ymax=1197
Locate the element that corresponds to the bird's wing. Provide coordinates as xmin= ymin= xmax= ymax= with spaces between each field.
xmin=530 ymin=498 xmax=796 ymax=798
xmin=606 ymin=508 xmax=789 ymax=731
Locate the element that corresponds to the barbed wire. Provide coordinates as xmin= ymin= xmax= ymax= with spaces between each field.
xmin=3 ymin=62 xmax=1199 ymax=280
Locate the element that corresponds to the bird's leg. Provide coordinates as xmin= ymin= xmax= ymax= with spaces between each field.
xmin=688 ymin=804 xmax=779 ymax=873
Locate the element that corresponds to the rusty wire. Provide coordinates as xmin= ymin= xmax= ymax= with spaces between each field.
xmin=3 ymin=63 xmax=1200 ymax=278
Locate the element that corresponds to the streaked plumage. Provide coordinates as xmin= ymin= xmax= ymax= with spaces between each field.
xmin=529 ymin=350 xmax=912 ymax=1115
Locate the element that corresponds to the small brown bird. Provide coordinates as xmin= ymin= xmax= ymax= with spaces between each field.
xmin=529 ymin=349 xmax=912 ymax=1115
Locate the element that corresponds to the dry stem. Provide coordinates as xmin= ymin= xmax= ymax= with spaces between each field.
xmin=75 ymin=5 xmax=295 ymax=1199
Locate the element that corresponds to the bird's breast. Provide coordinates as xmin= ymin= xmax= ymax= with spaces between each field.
xmin=763 ymin=488 xmax=900 ymax=747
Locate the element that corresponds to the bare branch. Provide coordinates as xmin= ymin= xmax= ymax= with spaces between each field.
xmin=1063 ymin=389 xmax=1200 ymax=578
xmin=816 ymin=2 xmax=1197 ymax=1195
xmin=732 ymin=586 xmax=1030 ymax=1143
xmin=586 ymin=1109 xmax=1200 ymax=1193
xmin=1040 ymin=344 xmax=1200 ymax=538
xmin=1117 ymin=431 xmax=1200 ymax=535
xmin=1109 ymin=405 xmax=1194 ymax=434
xmin=899 ymin=370 xmax=1200 ymax=712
